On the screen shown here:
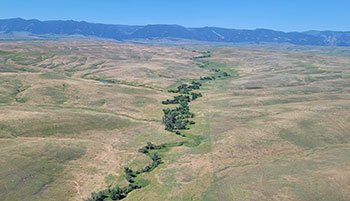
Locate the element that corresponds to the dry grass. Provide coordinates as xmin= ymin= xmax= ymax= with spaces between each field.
xmin=200 ymin=47 xmax=350 ymax=201
xmin=0 ymin=41 xmax=350 ymax=201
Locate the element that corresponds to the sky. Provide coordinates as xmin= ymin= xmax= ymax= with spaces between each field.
xmin=0 ymin=0 xmax=349 ymax=32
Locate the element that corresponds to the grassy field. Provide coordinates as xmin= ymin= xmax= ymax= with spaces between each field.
xmin=0 ymin=41 xmax=349 ymax=201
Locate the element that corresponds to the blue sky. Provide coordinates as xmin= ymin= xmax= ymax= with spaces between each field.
xmin=1 ymin=0 xmax=349 ymax=31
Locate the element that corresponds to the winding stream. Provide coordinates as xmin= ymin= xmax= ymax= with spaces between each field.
xmin=84 ymin=54 xmax=232 ymax=201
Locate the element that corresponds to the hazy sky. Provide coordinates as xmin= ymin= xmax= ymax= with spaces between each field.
xmin=1 ymin=0 xmax=349 ymax=31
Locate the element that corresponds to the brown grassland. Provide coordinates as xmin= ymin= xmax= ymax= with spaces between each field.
xmin=0 ymin=40 xmax=349 ymax=201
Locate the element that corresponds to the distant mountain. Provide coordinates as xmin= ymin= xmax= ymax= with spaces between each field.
xmin=0 ymin=18 xmax=350 ymax=46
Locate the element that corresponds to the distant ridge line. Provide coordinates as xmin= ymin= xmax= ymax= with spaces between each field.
xmin=0 ymin=18 xmax=350 ymax=46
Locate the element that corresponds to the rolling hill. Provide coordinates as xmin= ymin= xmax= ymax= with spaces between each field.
xmin=0 ymin=39 xmax=350 ymax=201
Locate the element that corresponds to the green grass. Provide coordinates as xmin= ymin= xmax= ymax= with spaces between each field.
xmin=9 ymin=52 xmax=54 ymax=66
xmin=39 ymin=72 xmax=67 ymax=80
xmin=261 ymin=96 xmax=314 ymax=105
xmin=42 ymin=85 xmax=69 ymax=104
xmin=202 ymin=145 xmax=350 ymax=201
xmin=0 ymin=51 xmax=13 ymax=56
xmin=291 ymin=61 xmax=327 ymax=74
xmin=0 ymin=109 xmax=132 ymax=137
xmin=280 ymin=118 xmax=350 ymax=149
xmin=0 ymin=95 xmax=12 ymax=104
xmin=0 ymin=79 xmax=29 ymax=104
xmin=0 ymin=139 xmax=86 ymax=201
xmin=131 ymin=96 xmax=157 ymax=108
xmin=91 ymin=99 xmax=106 ymax=107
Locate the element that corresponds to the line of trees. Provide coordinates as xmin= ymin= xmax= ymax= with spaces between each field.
xmin=162 ymin=92 xmax=203 ymax=105
xmin=138 ymin=142 xmax=164 ymax=154
xmin=162 ymin=106 xmax=195 ymax=131
xmin=84 ymin=183 xmax=142 ymax=201
xmin=162 ymin=94 xmax=191 ymax=105
xmin=84 ymin=53 xmax=234 ymax=201
xmin=162 ymin=80 xmax=203 ymax=132
xmin=191 ymin=54 xmax=211 ymax=59
xmin=168 ymin=81 xmax=202 ymax=94
xmin=84 ymin=151 xmax=163 ymax=201
xmin=136 ymin=152 xmax=163 ymax=174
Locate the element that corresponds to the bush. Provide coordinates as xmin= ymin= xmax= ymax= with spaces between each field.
xmin=109 ymin=186 xmax=125 ymax=200
xmin=191 ymin=92 xmax=202 ymax=101
xmin=124 ymin=167 xmax=136 ymax=183
xmin=200 ymin=76 xmax=212 ymax=80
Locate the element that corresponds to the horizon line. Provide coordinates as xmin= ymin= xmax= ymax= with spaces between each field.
xmin=1 ymin=17 xmax=349 ymax=33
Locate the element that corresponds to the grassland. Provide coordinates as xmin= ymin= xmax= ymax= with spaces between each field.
xmin=0 ymin=41 xmax=349 ymax=201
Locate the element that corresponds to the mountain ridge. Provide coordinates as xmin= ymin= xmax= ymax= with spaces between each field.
xmin=1 ymin=18 xmax=350 ymax=46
